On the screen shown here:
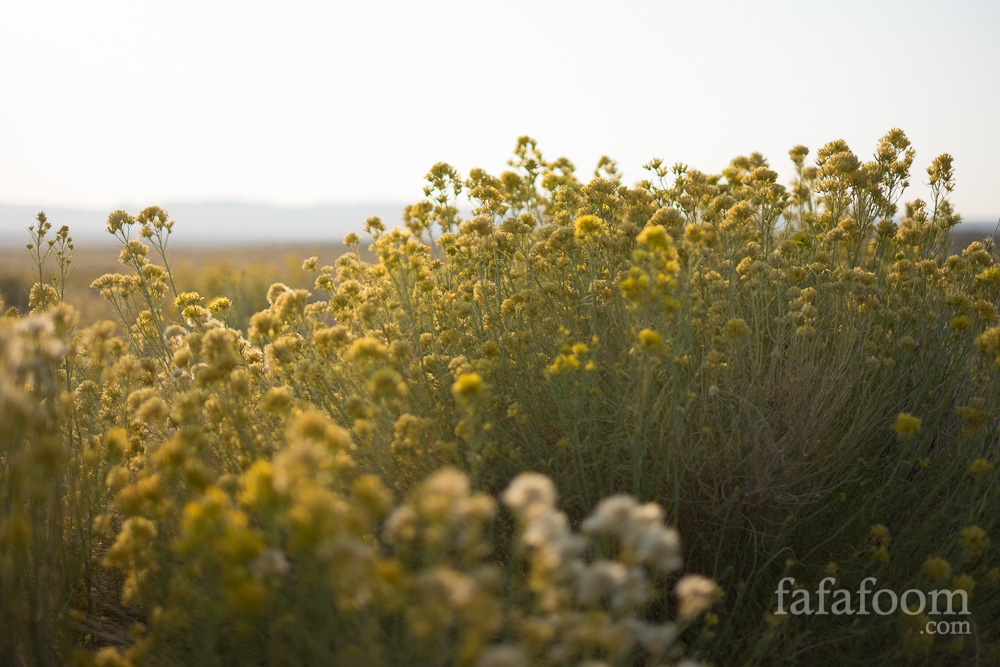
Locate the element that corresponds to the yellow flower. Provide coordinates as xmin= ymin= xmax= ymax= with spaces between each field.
xmin=105 ymin=209 xmax=135 ymax=234
xmin=266 ymin=282 xmax=291 ymax=304
xmin=893 ymin=413 xmax=921 ymax=437
xmin=348 ymin=336 xmax=387 ymax=363
xmin=182 ymin=305 xmax=208 ymax=322
xmin=92 ymin=646 xmax=130 ymax=667
xmin=923 ymin=556 xmax=951 ymax=582
xmin=951 ymin=574 xmax=975 ymax=597
xmin=724 ymin=318 xmax=750 ymax=339
xmin=105 ymin=428 xmax=128 ymax=460
xmin=351 ymin=475 xmax=392 ymax=518
xmin=261 ymin=385 xmax=294 ymax=415
xmin=868 ymin=524 xmax=890 ymax=543
xmin=959 ymin=526 xmax=990 ymax=559
xmin=869 ymin=546 xmax=890 ymax=563
xmin=637 ymin=224 xmax=672 ymax=251
xmin=452 ymin=372 xmax=485 ymax=400
xmin=136 ymin=396 xmax=168 ymax=422
xmin=547 ymin=353 xmax=580 ymax=376
xmin=975 ymin=325 xmax=1000 ymax=369
xmin=638 ymin=328 xmax=662 ymax=350
xmin=968 ymin=457 xmax=993 ymax=478
xmin=369 ymin=367 xmax=408 ymax=401
xmin=573 ymin=214 xmax=604 ymax=238
xmin=207 ymin=296 xmax=232 ymax=316
xmin=174 ymin=291 xmax=204 ymax=308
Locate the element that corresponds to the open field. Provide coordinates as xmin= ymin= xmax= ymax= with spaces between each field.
xmin=0 ymin=242 xmax=352 ymax=331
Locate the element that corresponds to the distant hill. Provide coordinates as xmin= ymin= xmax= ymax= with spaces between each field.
xmin=949 ymin=221 xmax=999 ymax=254
xmin=0 ymin=201 xmax=411 ymax=248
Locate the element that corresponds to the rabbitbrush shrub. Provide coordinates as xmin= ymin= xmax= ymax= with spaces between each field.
xmin=1 ymin=131 xmax=999 ymax=665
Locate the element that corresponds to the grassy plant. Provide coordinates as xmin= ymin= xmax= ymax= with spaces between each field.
xmin=0 ymin=130 xmax=998 ymax=665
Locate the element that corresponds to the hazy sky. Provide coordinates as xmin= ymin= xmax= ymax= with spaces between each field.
xmin=1 ymin=0 xmax=998 ymax=220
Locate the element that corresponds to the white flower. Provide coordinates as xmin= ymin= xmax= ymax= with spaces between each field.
xmin=503 ymin=473 xmax=556 ymax=519
xmin=635 ymin=527 xmax=683 ymax=574
xmin=611 ymin=566 xmax=651 ymax=610
xmin=626 ymin=619 xmax=678 ymax=656
xmin=675 ymin=574 xmax=720 ymax=621
xmin=629 ymin=502 xmax=664 ymax=527
xmin=251 ymin=548 xmax=290 ymax=579
xmin=576 ymin=560 xmax=627 ymax=606
xmin=424 ymin=467 xmax=471 ymax=502
xmin=581 ymin=495 xmax=637 ymax=536
xmin=421 ymin=567 xmax=475 ymax=608
xmin=382 ymin=505 xmax=417 ymax=543
xmin=475 ymin=644 xmax=528 ymax=667
xmin=522 ymin=509 xmax=570 ymax=548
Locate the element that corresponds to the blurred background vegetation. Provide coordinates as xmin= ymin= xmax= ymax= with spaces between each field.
xmin=2 ymin=231 xmax=992 ymax=332
xmin=0 ymin=242 xmax=358 ymax=333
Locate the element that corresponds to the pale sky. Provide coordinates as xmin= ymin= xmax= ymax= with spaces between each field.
xmin=1 ymin=0 xmax=997 ymax=222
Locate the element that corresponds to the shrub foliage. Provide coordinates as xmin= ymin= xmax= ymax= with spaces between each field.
xmin=1 ymin=131 xmax=999 ymax=665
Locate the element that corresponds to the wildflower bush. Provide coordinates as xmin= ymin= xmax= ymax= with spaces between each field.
xmin=1 ymin=130 xmax=999 ymax=665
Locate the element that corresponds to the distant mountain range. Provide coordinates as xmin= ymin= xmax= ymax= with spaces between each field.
xmin=0 ymin=202 xmax=412 ymax=248
xmin=0 ymin=201 xmax=995 ymax=249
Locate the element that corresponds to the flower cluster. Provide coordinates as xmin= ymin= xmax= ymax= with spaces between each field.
xmin=2 ymin=131 xmax=998 ymax=666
